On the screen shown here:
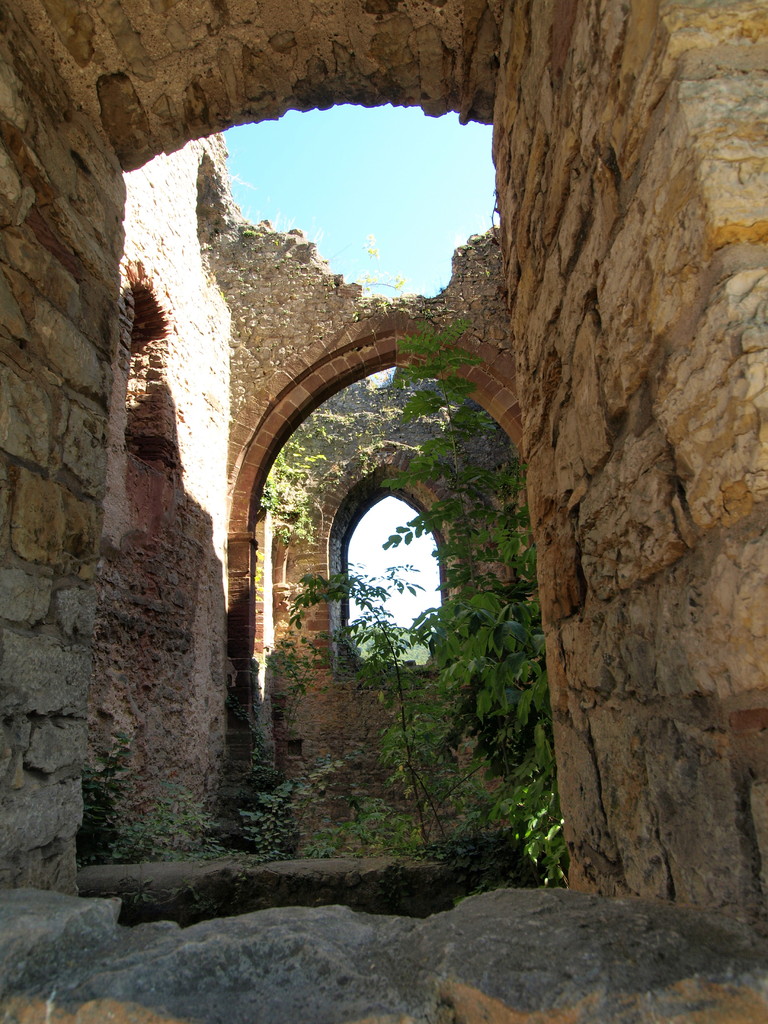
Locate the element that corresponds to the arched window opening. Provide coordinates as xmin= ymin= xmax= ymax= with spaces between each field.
xmin=123 ymin=264 xmax=178 ymax=471
xmin=345 ymin=494 xmax=441 ymax=666
xmin=347 ymin=495 xmax=440 ymax=631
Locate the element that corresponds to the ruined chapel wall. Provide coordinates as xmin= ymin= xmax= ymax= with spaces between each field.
xmin=90 ymin=139 xmax=232 ymax=809
xmin=261 ymin=374 xmax=513 ymax=831
xmin=213 ymin=196 xmax=516 ymax=767
xmin=214 ymin=214 xmax=515 ymax=517
xmin=494 ymin=1 xmax=768 ymax=912
xmin=265 ymin=374 xmax=514 ymax=619
xmin=0 ymin=6 xmax=125 ymax=889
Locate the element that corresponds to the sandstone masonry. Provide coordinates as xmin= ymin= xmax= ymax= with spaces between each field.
xmin=0 ymin=0 xmax=765 ymax=924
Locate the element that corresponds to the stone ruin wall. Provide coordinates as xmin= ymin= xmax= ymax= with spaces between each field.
xmin=201 ymin=150 xmax=515 ymax=774
xmin=0 ymin=8 xmax=126 ymax=890
xmin=15 ymin=0 xmax=503 ymax=170
xmin=200 ymin=166 xmax=513 ymax=492
xmin=80 ymin=133 xmax=512 ymax=824
xmin=195 ymin=140 xmax=514 ymax=829
xmin=0 ymin=0 xmax=766 ymax=920
xmin=494 ymin=1 xmax=768 ymax=912
xmin=89 ymin=139 xmax=232 ymax=812
xmin=258 ymin=375 xmax=514 ymax=839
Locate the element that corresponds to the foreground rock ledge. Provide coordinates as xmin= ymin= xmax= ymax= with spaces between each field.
xmin=76 ymin=856 xmax=469 ymax=925
xmin=2 ymin=888 xmax=768 ymax=1024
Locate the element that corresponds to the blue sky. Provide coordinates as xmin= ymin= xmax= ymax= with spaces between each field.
xmin=225 ymin=106 xmax=493 ymax=620
xmin=225 ymin=104 xmax=495 ymax=297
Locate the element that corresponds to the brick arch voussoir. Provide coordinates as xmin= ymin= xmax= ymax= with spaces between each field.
xmin=228 ymin=318 xmax=522 ymax=535
xmin=319 ymin=444 xmax=448 ymax=544
xmin=229 ymin=318 xmax=413 ymax=533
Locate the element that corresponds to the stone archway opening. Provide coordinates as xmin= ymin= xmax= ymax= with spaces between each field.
xmin=227 ymin=335 xmax=520 ymax=758
xmin=5 ymin=0 xmax=764 ymax=917
xmin=346 ymin=494 xmax=441 ymax=631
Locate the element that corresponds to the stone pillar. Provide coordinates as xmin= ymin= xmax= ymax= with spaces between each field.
xmin=494 ymin=0 xmax=768 ymax=915
xmin=227 ymin=533 xmax=259 ymax=761
xmin=0 ymin=5 xmax=124 ymax=889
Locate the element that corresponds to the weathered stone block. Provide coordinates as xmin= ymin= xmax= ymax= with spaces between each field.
xmin=9 ymin=467 xmax=65 ymax=565
xmin=4 ymin=887 xmax=768 ymax=1024
xmin=678 ymin=77 xmax=768 ymax=248
xmin=36 ymin=0 xmax=95 ymax=67
xmin=0 ymin=836 xmax=77 ymax=892
xmin=687 ymin=529 xmax=768 ymax=698
xmin=645 ymin=714 xmax=754 ymax=908
xmin=0 ymin=263 xmax=30 ymax=342
xmin=25 ymin=717 xmax=86 ymax=775
xmin=0 ymin=567 xmax=51 ymax=624
xmin=2 ymin=225 xmax=81 ymax=321
xmin=0 ymin=628 xmax=90 ymax=717
xmin=0 ymin=715 xmax=31 ymax=787
xmin=0 ymin=776 xmax=81 ymax=858
xmin=33 ymin=296 xmax=106 ymax=402
xmin=63 ymin=400 xmax=107 ymax=498
xmin=0 ymin=145 xmax=24 ymax=226
xmin=656 ymin=267 xmax=768 ymax=529
xmin=53 ymin=585 xmax=96 ymax=639
xmin=0 ymin=59 xmax=30 ymax=133
xmin=61 ymin=490 xmax=100 ymax=576
xmin=0 ymin=361 xmax=52 ymax=465
xmin=579 ymin=429 xmax=687 ymax=600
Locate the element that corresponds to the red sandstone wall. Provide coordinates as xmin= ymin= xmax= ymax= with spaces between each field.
xmin=89 ymin=141 xmax=231 ymax=812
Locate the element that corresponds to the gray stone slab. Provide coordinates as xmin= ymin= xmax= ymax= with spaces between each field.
xmin=1 ymin=887 xmax=768 ymax=1024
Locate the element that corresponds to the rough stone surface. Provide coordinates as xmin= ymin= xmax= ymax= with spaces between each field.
xmin=2 ymin=888 xmax=768 ymax=1024
xmin=492 ymin=0 xmax=768 ymax=916
xmin=76 ymin=857 xmax=470 ymax=925
xmin=205 ymin=151 xmax=517 ymax=781
xmin=15 ymin=1 xmax=503 ymax=169
xmin=0 ymin=0 xmax=124 ymax=889
xmin=0 ymin=0 xmax=766 ymax=932
xmin=251 ymin=370 xmax=514 ymax=829
xmin=91 ymin=137 xmax=514 ymax=817
xmin=89 ymin=138 xmax=231 ymax=812
xmin=0 ymin=569 xmax=51 ymax=626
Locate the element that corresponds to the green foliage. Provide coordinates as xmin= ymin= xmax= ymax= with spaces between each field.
xmin=262 ymin=440 xmax=328 ymax=544
xmin=77 ymin=732 xmax=132 ymax=866
xmin=110 ymin=782 xmax=226 ymax=863
xmin=239 ymin=782 xmax=299 ymax=862
xmin=290 ymin=320 xmax=568 ymax=886
xmin=239 ymin=754 xmax=345 ymax=862
xmin=304 ymin=796 xmax=421 ymax=858
xmin=78 ymin=734 xmax=226 ymax=866
xmin=424 ymin=827 xmax=538 ymax=893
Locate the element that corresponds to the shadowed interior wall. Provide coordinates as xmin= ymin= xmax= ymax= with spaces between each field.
xmin=90 ymin=141 xmax=231 ymax=812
